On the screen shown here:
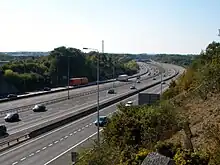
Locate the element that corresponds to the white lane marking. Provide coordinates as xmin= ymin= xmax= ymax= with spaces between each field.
xmin=36 ymin=150 xmax=40 ymax=153
xmin=42 ymin=147 xmax=47 ymax=150
xmin=20 ymin=157 xmax=26 ymax=161
xmin=54 ymin=141 xmax=59 ymax=144
xmin=64 ymin=136 xmax=68 ymax=139
xmin=29 ymin=153 xmax=34 ymax=157
xmin=48 ymin=144 xmax=53 ymax=147
xmin=74 ymin=131 xmax=77 ymax=134
xmin=69 ymin=133 xmax=73 ymax=136
xmin=85 ymin=125 xmax=88 ymax=127
xmin=0 ymin=68 xmax=158 ymax=153
xmin=1 ymin=74 xmax=169 ymax=159
xmin=60 ymin=138 xmax=63 ymax=141
xmin=78 ymin=129 xmax=81 ymax=131
xmin=12 ymin=162 xmax=18 ymax=165
xmin=44 ymin=129 xmax=103 ymax=165
xmin=81 ymin=127 xmax=84 ymax=129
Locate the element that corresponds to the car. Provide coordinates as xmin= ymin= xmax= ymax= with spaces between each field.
xmin=107 ymin=89 xmax=115 ymax=94
xmin=136 ymin=80 xmax=140 ymax=83
xmin=162 ymin=81 xmax=166 ymax=84
xmin=130 ymin=85 xmax=136 ymax=89
xmin=33 ymin=104 xmax=46 ymax=112
xmin=125 ymin=101 xmax=133 ymax=107
xmin=153 ymin=78 xmax=156 ymax=80
xmin=164 ymin=74 xmax=166 ymax=77
xmin=94 ymin=116 xmax=108 ymax=127
xmin=7 ymin=94 xmax=17 ymax=99
xmin=4 ymin=112 xmax=19 ymax=122
xmin=43 ymin=87 xmax=51 ymax=91
xmin=0 ymin=125 xmax=7 ymax=136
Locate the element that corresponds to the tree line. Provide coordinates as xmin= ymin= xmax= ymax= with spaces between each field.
xmin=0 ymin=46 xmax=138 ymax=93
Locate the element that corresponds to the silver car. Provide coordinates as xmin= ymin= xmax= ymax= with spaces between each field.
xmin=4 ymin=112 xmax=19 ymax=122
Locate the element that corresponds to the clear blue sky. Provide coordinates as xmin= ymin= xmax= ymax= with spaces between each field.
xmin=0 ymin=0 xmax=219 ymax=54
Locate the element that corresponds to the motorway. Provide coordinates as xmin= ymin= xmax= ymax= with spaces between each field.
xmin=0 ymin=64 xmax=167 ymax=135
xmin=0 ymin=62 xmax=150 ymax=111
xmin=0 ymin=78 xmax=172 ymax=165
xmin=0 ymin=62 xmax=184 ymax=165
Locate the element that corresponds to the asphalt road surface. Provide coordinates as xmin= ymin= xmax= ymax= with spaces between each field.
xmin=0 ymin=79 xmax=172 ymax=165
xmin=0 ymin=65 xmax=171 ymax=135
xmin=0 ymin=62 xmax=151 ymax=111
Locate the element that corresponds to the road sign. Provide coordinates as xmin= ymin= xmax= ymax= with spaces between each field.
xmin=138 ymin=93 xmax=160 ymax=105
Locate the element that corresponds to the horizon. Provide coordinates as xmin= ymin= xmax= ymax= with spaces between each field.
xmin=0 ymin=0 xmax=219 ymax=54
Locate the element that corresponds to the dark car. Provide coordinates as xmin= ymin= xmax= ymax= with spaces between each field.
xmin=4 ymin=112 xmax=20 ymax=122
xmin=94 ymin=116 xmax=108 ymax=127
xmin=32 ymin=104 xmax=46 ymax=112
xmin=153 ymin=77 xmax=156 ymax=80
xmin=43 ymin=87 xmax=51 ymax=91
xmin=7 ymin=94 xmax=17 ymax=99
xmin=107 ymin=89 xmax=115 ymax=94
xmin=130 ymin=85 xmax=136 ymax=89
xmin=0 ymin=125 xmax=7 ymax=136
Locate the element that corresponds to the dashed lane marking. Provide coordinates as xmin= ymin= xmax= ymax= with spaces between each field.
xmin=20 ymin=157 xmax=26 ymax=161
xmin=29 ymin=153 xmax=34 ymax=157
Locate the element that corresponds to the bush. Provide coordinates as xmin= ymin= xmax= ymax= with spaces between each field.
xmin=173 ymin=149 xmax=209 ymax=165
xmin=155 ymin=141 xmax=181 ymax=158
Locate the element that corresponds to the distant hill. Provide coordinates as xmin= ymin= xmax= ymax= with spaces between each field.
xmin=2 ymin=52 xmax=49 ymax=56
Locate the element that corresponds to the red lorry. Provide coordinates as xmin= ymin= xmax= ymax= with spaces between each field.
xmin=69 ymin=77 xmax=88 ymax=86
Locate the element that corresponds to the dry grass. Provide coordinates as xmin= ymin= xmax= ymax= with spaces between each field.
xmin=167 ymin=93 xmax=220 ymax=154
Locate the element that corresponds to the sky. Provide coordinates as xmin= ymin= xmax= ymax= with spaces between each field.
xmin=0 ymin=0 xmax=220 ymax=54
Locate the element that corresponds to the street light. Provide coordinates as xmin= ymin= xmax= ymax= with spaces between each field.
xmin=218 ymin=29 xmax=220 ymax=37
xmin=83 ymin=47 xmax=101 ymax=145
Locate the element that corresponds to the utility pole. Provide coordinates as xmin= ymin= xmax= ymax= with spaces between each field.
xmin=218 ymin=29 xmax=220 ymax=37
xmin=160 ymin=63 xmax=163 ymax=97
xmin=67 ymin=55 xmax=70 ymax=99
xmin=23 ymin=61 xmax=26 ymax=92
xmin=112 ymin=59 xmax=115 ymax=89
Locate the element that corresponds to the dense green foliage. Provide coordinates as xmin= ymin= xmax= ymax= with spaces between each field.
xmin=0 ymin=53 xmax=15 ymax=61
xmin=77 ymin=42 xmax=220 ymax=165
xmin=0 ymin=47 xmax=138 ymax=93
xmin=162 ymin=41 xmax=220 ymax=100
xmin=128 ymin=53 xmax=196 ymax=67
xmin=150 ymin=54 xmax=196 ymax=67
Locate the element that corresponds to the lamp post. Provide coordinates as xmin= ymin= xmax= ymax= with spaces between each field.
xmin=218 ymin=29 xmax=220 ymax=37
xmin=83 ymin=41 xmax=103 ymax=145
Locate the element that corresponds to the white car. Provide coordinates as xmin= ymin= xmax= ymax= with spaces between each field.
xmin=125 ymin=101 xmax=133 ymax=107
